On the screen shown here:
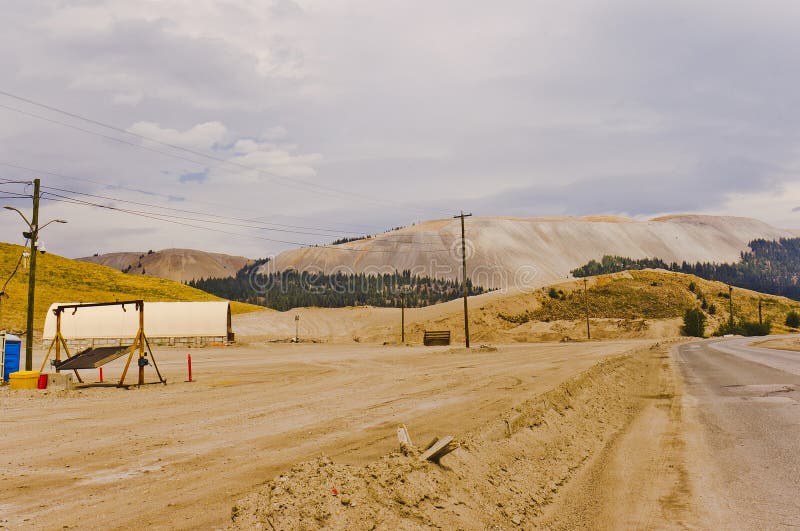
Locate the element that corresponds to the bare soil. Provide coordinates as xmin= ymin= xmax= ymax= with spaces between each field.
xmin=752 ymin=336 xmax=800 ymax=352
xmin=0 ymin=339 xmax=652 ymax=529
xmin=229 ymin=341 xmax=697 ymax=530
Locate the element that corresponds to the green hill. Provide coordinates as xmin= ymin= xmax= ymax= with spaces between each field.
xmin=0 ymin=242 xmax=263 ymax=334
xmin=492 ymin=270 xmax=800 ymax=336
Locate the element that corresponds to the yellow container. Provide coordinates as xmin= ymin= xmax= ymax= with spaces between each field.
xmin=9 ymin=371 xmax=40 ymax=390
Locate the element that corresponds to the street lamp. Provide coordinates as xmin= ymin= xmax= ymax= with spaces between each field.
xmin=4 ymin=206 xmax=66 ymax=234
xmin=3 ymin=201 xmax=67 ymax=371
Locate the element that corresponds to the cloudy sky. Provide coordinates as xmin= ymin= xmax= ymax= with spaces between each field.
xmin=2 ymin=0 xmax=800 ymax=258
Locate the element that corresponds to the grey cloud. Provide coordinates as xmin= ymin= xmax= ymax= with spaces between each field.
xmin=2 ymin=1 xmax=800 ymax=258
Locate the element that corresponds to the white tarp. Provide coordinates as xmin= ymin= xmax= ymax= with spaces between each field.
xmin=43 ymin=301 xmax=231 ymax=340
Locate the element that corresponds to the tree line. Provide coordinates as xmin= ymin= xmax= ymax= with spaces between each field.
xmin=188 ymin=260 xmax=485 ymax=311
xmin=572 ymin=237 xmax=800 ymax=300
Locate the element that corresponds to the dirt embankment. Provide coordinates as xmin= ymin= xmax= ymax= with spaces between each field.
xmin=751 ymin=336 xmax=800 ymax=352
xmin=229 ymin=342 xmax=694 ymax=529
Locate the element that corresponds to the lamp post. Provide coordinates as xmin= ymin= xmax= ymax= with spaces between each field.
xmin=4 ymin=185 xmax=67 ymax=371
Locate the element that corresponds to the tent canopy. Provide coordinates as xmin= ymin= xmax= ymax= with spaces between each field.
xmin=43 ymin=301 xmax=232 ymax=340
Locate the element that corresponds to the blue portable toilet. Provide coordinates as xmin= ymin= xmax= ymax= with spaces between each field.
xmin=2 ymin=334 xmax=21 ymax=381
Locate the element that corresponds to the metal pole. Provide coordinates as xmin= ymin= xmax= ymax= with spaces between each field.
xmin=729 ymin=285 xmax=734 ymax=330
xmin=697 ymin=310 xmax=701 ymax=337
xmin=454 ymin=211 xmax=473 ymax=348
xmin=24 ymin=178 xmax=40 ymax=371
xmin=584 ymin=278 xmax=591 ymax=340
xmin=138 ymin=302 xmax=145 ymax=386
xmin=401 ymin=295 xmax=405 ymax=344
xmin=758 ymin=298 xmax=763 ymax=325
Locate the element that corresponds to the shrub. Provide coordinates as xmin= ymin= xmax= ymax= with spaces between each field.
xmin=740 ymin=320 xmax=771 ymax=336
xmin=548 ymin=287 xmax=559 ymax=299
xmin=682 ymin=308 xmax=706 ymax=338
xmin=708 ymin=304 xmax=717 ymax=315
xmin=714 ymin=320 xmax=771 ymax=337
xmin=786 ymin=311 xmax=800 ymax=328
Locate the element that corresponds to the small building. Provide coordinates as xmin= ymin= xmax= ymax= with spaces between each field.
xmin=43 ymin=301 xmax=233 ymax=348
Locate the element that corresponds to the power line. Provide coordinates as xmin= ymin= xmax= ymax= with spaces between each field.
xmin=1 ymin=159 xmax=388 ymax=234
xmin=40 ymin=186 xmax=359 ymax=238
xmin=43 ymin=192 xmax=451 ymax=253
xmin=0 ymin=239 xmax=29 ymax=296
xmin=0 ymin=90 xmax=452 ymax=216
xmin=35 ymin=183 xmax=444 ymax=244
xmin=0 ymin=102 xmax=379 ymax=206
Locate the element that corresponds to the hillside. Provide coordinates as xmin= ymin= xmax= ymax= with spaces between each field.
xmin=233 ymin=269 xmax=800 ymax=344
xmin=572 ymin=237 xmax=800 ymax=300
xmin=0 ymin=243 xmax=262 ymax=334
xmin=268 ymin=215 xmax=795 ymax=290
xmin=78 ymin=248 xmax=253 ymax=283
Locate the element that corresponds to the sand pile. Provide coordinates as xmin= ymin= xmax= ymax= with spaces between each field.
xmin=269 ymin=215 xmax=794 ymax=289
xmin=78 ymin=248 xmax=252 ymax=282
xmin=229 ymin=342 xmax=669 ymax=529
xmin=233 ymin=269 xmax=800 ymax=345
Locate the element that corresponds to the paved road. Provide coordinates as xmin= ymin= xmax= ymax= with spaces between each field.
xmin=674 ymin=337 xmax=800 ymax=528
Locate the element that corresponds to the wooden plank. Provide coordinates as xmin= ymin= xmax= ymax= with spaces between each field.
xmin=419 ymin=435 xmax=455 ymax=462
xmin=397 ymin=425 xmax=413 ymax=448
xmin=423 ymin=330 xmax=451 ymax=346
xmin=423 ymin=437 xmax=439 ymax=451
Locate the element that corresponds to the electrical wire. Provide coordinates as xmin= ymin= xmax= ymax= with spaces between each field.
xmin=0 ymin=239 xmax=29 ymax=296
xmin=43 ymin=192 xmax=452 ymax=253
xmin=0 ymin=161 xmax=404 ymax=235
xmin=36 ymin=183 xmax=445 ymax=244
xmin=40 ymin=186 xmax=361 ymax=238
xmin=0 ymin=91 xmax=453 ymax=216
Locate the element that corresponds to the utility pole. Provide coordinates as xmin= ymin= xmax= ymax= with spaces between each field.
xmin=728 ymin=285 xmax=734 ymax=331
xmin=696 ymin=309 xmax=702 ymax=338
xmin=3 ymin=178 xmax=66 ymax=371
xmin=294 ymin=314 xmax=299 ymax=343
xmin=454 ymin=211 xmax=473 ymax=348
xmin=758 ymin=298 xmax=763 ymax=325
xmin=584 ymin=278 xmax=591 ymax=340
xmin=25 ymin=178 xmax=40 ymax=371
xmin=401 ymin=293 xmax=405 ymax=344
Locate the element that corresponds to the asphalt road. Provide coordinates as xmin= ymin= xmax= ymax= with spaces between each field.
xmin=674 ymin=337 xmax=800 ymax=528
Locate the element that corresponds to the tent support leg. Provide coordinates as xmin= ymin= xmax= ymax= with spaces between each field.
xmin=144 ymin=336 xmax=166 ymax=384
xmin=38 ymin=338 xmax=57 ymax=373
xmin=118 ymin=339 xmax=138 ymax=387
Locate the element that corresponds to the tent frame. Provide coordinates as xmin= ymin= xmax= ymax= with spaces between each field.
xmin=40 ymin=300 xmax=166 ymax=387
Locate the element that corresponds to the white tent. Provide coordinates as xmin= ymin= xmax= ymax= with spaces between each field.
xmin=43 ymin=301 xmax=232 ymax=342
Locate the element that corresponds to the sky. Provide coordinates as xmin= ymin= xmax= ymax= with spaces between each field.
xmin=2 ymin=0 xmax=800 ymax=258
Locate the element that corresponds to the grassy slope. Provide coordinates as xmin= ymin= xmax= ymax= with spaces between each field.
xmin=0 ymin=243 xmax=263 ymax=333
xmin=496 ymin=269 xmax=800 ymax=334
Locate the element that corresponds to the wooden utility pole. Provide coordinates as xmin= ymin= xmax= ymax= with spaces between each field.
xmin=584 ymin=278 xmax=591 ymax=340
xmin=728 ymin=285 xmax=734 ymax=330
xmin=24 ymin=178 xmax=40 ymax=371
xmin=758 ymin=298 xmax=763 ymax=325
xmin=454 ymin=211 xmax=473 ymax=348
xmin=295 ymin=315 xmax=300 ymax=343
xmin=401 ymin=294 xmax=405 ymax=344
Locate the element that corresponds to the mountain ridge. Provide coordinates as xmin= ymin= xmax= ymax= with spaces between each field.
xmin=267 ymin=214 xmax=797 ymax=290
xmin=78 ymin=248 xmax=253 ymax=283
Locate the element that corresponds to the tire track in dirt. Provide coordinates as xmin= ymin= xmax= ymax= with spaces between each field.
xmin=229 ymin=342 xmax=692 ymax=529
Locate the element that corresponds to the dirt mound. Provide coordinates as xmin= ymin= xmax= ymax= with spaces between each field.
xmin=269 ymin=215 xmax=793 ymax=290
xmin=232 ymin=269 xmax=800 ymax=345
xmin=229 ymin=343 xmax=671 ymax=529
xmin=79 ymin=248 xmax=253 ymax=282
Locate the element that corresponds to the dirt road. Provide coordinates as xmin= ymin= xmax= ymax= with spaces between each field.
xmin=674 ymin=337 xmax=800 ymax=528
xmin=0 ymin=340 xmax=649 ymax=529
